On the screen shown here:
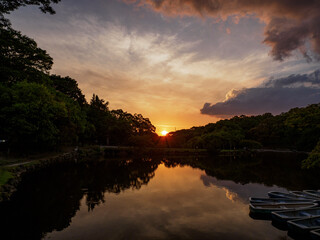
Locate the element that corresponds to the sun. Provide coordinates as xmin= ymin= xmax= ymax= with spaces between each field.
xmin=161 ymin=130 xmax=168 ymax=136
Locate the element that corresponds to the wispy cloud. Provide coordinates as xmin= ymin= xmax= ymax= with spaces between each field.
xmin=129 ymin=0 xmax=320 ymax=61
xmin=7 ymin=0 xmax=320 ymax=129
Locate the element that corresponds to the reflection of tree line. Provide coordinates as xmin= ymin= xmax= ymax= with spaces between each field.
xmin=1 ymin=154 xmax=319 ymax=239
xmin=164 ymin=153 xmax=320 ymax=191
xmin=0 ymin=158 xmax=160 ymax=240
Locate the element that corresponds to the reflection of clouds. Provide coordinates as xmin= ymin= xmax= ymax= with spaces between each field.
xmin=46 ymin=165 xmax=287 ymax=240
xmin=200 ymin=174 xmax=286 ymax=204
xmin=223 ymin=188 xmax=238 ymax=203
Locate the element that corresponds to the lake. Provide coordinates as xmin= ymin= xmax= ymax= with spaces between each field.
xmin=1 ymin=152 xmax=319 ymax=239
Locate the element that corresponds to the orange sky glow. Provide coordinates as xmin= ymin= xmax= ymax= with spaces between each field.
xmin=7 ymin=0 xmax=320 ymax=135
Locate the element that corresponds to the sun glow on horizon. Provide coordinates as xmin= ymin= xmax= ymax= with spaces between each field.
xmin=161 ymin=130 xmax=168 ymax=136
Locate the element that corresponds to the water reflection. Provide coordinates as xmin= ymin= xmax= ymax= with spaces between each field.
xmin=0 ymin=153 xmax=319 ymax=239
xmin=200 ymin=174 xmax=285 ymax=204
xmin=0 ymin=158 xmax=160 ymax=239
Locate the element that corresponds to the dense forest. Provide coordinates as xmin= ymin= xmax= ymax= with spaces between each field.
xmin=0 ymin=1 xmax=156 ymax=152
xmin=164 ymin=104 xmax=320 ymax=167
xmin=166 ymin=104 xmax=320 ymax=152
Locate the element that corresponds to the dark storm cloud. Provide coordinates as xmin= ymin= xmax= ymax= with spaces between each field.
xmin=200 ymin=70 xmax=320 ymax=117
xmin=263 ymin=70 xmax=320 ymax=88
xmin=129 ymin=0 xmax=320 ymax=61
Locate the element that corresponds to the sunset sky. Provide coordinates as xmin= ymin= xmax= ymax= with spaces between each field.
xmin=6 ymin=0 xmax=320 ymax=134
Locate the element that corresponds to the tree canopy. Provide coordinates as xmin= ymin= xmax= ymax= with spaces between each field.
xmin=165 ymin=104 xmax=320 ymax=155
xmin=0 ymin=0 xmax=61 ymax=14
xmin=0 ymin=19 xmax=53 ymax=85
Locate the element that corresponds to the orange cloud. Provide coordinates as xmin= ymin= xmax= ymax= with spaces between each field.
xmin=127 ymin=0 xmax=320 ymax=61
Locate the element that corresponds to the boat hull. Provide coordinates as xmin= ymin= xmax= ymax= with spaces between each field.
xmin=288 ymin=216 xmax=320 ymax=236
xmin=250 ymin=197 xmax=316 ymax=204
xmin=311 ymin=229 xmax=320 ymax=240
xmin=290 ymin=191 xmax=320 ymax=200
xmin=268 ymin=191 xmax=299 ymax=199
xmin=304 ymin=190 xmax=320 ymax=199
xmin=250 ymin=203 xmax=318 ymax=215
xmin=272 ymin=207 xmax=320 ymax=226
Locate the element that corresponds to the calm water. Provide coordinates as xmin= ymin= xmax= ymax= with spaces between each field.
xmin=1 ymin=153 xmax=320 ymax=240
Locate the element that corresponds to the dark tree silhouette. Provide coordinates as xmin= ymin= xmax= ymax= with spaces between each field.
xmin=51 ymin=75 xmax=87 ymax=106
xmin=0 ymin=0 xmax=61 ymax=14
xmin=0 ymin=19 xmax=53 ymax=85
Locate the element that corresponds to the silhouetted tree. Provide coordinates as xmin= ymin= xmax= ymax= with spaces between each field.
xmin=0 ymin=81 xmax=66 ymax=151
xmin=86 ymin=94 xmax=112 ymax=144
xmin=51 ymin=75 xmax=87 ymax=106
xmin=0 ymin=0 xmax=61 ymax=14
xmin=0 ymin=19 xmax=53 ymax=85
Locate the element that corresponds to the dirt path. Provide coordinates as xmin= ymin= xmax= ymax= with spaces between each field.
xmin=5 ymin=161 xmax=35 ymax=168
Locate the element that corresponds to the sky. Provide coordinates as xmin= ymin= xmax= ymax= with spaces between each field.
xmin=6 ymin=0 xmax=320 ymax=134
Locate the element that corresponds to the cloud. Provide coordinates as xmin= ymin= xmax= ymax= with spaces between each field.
xmin=8 ymin=0 xmax=320 ymax=129
xmin=128 ymin=0 xmax=320 ymax=61
xmin=200 ymin=175 xmax=284 ymax=204
xmin=263 ymin=70 xmax=320 ymax=88
xmin=201 ymin=69 xmax=320 ymax=117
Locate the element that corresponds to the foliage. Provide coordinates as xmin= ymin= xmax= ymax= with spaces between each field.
xmin=110 ymin=109 xmax=156 ymax=145
xmin=239 ymin=140 xmax=263 ymax=149
xmin=167 ymin=104 xmax=320 ymax=154
xmin=0 ymin=81 xmax=67 ymax=151
xmin=0 ymin=19 xmax=53 ymax=85
xmin=0 ymin=168 xmax=12 ymax=186
xmin=302 ymin=140 xmax=320 ymax=169
xmin=51 ymin=75 xmax=87 ymax=105
xmin=86 ymin=94 xmax=112 ymax=145
xmin=0 ymin=3 xmax=157 ymax=152
xmin=0 ymin=0 xmax=61 ymax=14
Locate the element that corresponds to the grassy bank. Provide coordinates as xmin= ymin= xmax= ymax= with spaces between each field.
xmin=0 ymin=168 xmax=13 ymax=187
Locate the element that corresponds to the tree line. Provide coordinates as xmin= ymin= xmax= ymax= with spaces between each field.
xmin=165 ymin=104 xmax=320 ymax=167
xmin=0 ymin=1 xmax=156 ymax=152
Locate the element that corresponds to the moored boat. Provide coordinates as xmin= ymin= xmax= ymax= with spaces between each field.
xmin=288 ymin=216 xmax=320 ymax=236
xmin=290 ymin=191 xmax=320 ymax=200
xmin=250 ymin=197 xmax=316 ymax=204
xmin=272 ymin=207 xmax=320 ymax=225
xmin=311 ymin=229 xmax=320 ymax=240
xmin=304 ymin=190 xmax=320 ymax=198
xmin=250 ymin=202 xmax=318 ymax=215
xmin=268 ymin=191 xmax=303 ymax=199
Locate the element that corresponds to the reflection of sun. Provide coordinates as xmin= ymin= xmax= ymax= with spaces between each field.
xmin=161 ymin=130 xmax=168 ymax=136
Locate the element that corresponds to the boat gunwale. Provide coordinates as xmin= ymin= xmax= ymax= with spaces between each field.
xmin=272 ymin=207 xmax=320 ymax=220
xmin=290 ymin=191 xmax=320 ymax=200
xmin=288 ymin=216 xmax=320 ymax=230
xmin=250 ymin=202 xmax=318 ymax=211
xmin=311 ymin=229 xmax=320 ymax=237
xmin=303 ymin=190 xmax=320 ymax=198
xmin=250 ymin=197 xmax=317 ymax=204
xmin=268 ymin=191 xmax=300 ymax=199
